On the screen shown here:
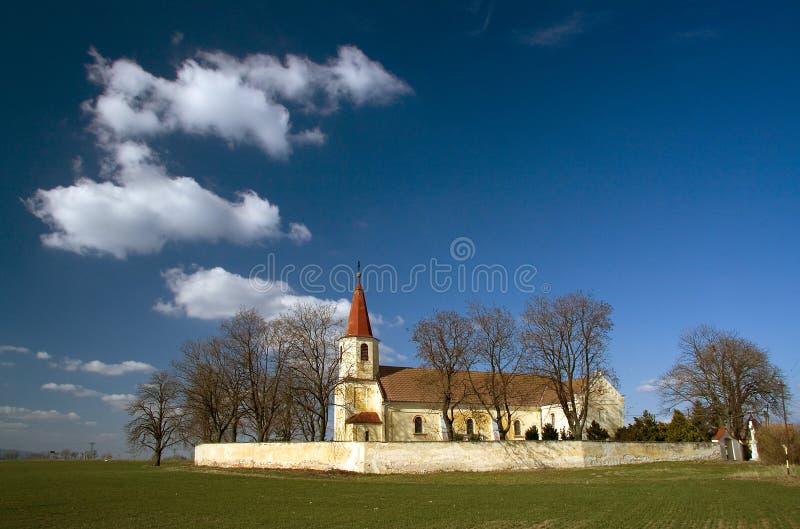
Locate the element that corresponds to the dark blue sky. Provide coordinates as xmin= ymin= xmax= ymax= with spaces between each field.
xmin=1 ymin=1 xmax=798 ymax=454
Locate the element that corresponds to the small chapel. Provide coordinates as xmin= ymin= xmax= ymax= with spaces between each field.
xmin=332 ymin=272 xmax=625 ymax=442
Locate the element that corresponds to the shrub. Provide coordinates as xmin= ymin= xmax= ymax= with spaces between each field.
xmin=559 ymin=427 xmax=575 ymax=441
xmin=541 ymin=423 xmax=559 ymax=441
xmin=665 ymin=409 xmax=707 ymax=442
xmin=615 ymin=410 xmax=667 ymax=441
xmin=525 ymin=425 xmax=539 ymax=441
xmin=586 ymin=420 xmax=610 ymax=441
xmin=755 ymin=424 xmax=799 ymax=465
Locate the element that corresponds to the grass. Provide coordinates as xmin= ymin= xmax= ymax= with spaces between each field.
xmin=1 ymin=460 xmax=798 ymax=529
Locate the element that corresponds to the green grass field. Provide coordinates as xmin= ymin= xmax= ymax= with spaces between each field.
xmin=1 ymin=460 xmax=797 ymax=529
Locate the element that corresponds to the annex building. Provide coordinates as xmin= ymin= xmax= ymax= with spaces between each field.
xmin=333 ymin=274 xmax=625 ymax=442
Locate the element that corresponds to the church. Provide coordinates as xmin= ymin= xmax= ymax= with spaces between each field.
xmin=333 ymin=273 xmax=625 ymax=442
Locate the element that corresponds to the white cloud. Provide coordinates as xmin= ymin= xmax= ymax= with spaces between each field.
xmin=42 ymin=383 xmax=135 ymax=411
xmin=100 ymin=394 xmax=136 ymax=411
xmin=379 ymin=343 xmax=408 ymax=364
xmin=287 ymin=222 xmax=312 ymax=244
xmin=35 ymin=351 xmax=52 ymax=360
xmin=86 ymin=46 xmax=411 ymax=157
xmin=27 ymin=44 xmax=410 ymax=259
xmin=0 ymin=345 xmax=30 ymax=354
xmin=41 ymin=383 xmax=103 ymax=397
xmin=520 ymin=12 xmax=587 ymax=47
xmin=0 ymin=405 xmax=80 ymax=422
xmin=26 ymin=141 xmax=308 ymax=258
xmin=0 ymin=361 xmax=14 ymax=368
xmin=387 ymin=315 xmax=405 ymax=327
xmin=155 ymin=265 xmax=350 ymax=321
xmin=83 ymin=360 xmax=155 ymax=376
xmin=636 ymin=379 xmax=661 ymax=393
xmin=59 ymin=357 xmax=155 ymax=376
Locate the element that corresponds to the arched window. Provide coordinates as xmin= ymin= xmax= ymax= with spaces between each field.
xmin=364 ymin=430 xmax=370 ymax=442
xmin=414 ymin=416 xmax=423 ymax=434
xmin=514 ymin=420 xmax=522 ymax=437
xmin=360 ymin=343 xmax=369 ymax=361
xmin=466 ymin=418 xmax=474 ymax=436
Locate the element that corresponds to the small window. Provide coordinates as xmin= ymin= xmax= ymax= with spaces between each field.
xmin=514 ymin=420 xmax=521 ymax=437
xmin=414 ymin=416 xmax=423 ymax=434
xmin=360 ymin=343 xmax=369 ymax=361
xmin=466 ymin=418 xmax=474 ymax=436
xmin=550 ymin=413 xmax=555 ymax=425
xmin=364 ymin=430 xmax=370 ymax=442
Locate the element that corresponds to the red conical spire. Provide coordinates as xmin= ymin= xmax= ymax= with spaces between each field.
xmin=345 ymin=263 xmax=373 ymax=337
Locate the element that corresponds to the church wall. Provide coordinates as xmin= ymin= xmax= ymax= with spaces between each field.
xmin=382 ymin=400 xmax=625 ymax=441
xmin=195 ymin=440 xmax=721 ymax=474
xmin=385 ymin=405 xmax=444 ymax=441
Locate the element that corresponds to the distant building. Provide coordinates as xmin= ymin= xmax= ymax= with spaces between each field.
xmin=333 ymin=273 xmax=624 ymax=442
xmin=711 ymin=427 xmax=744 ymax=461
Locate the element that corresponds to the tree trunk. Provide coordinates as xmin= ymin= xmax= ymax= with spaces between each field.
xmin=442 ymin=406 xmax=455 ymax=441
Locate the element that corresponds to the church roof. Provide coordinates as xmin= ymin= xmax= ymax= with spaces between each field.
xmin=345 ymin=275 xmax=372 ymax=337
xmin=345 ymin=411 xmax=383 ymax=424
xmin=377 ymin=365 xmax=576 ymax=407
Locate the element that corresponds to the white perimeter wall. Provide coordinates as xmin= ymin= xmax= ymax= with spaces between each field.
xmin=195 ymin=441 xmax=720 ymax=474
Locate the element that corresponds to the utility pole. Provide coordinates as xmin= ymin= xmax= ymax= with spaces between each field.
xmin=781 ymin=384 xmax=790 ymax=476
xmin=89 ymin=442 xmax=95 ymax=461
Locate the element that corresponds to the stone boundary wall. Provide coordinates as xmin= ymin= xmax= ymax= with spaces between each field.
xmin=195 ymin=441 xmax=720 ymax=474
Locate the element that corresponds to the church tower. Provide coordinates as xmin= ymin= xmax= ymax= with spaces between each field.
xmin=333 ymin=265 xmax=383 ymax=441
xmin=338 ymin=266 xmax=379 ymax=380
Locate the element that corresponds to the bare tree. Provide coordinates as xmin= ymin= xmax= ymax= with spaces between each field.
xmin=412 ymin=310 xmax=474 ymax=441
xmin=284 ymin=303 xmax=344 ymax=441
xmin=173 ymin=337 xmax=243 ymax=444
xmin=521 ymin=291 xmax=614 ymax=439
xmin=222 ymin=309 xmax=291 ymax=442
xmin=660 ymin=325 xmax=787 ymax=442
xmin=126 ymin=370 xmax=184 ymax=466
xmin=467 ymin=303 xmax=523 ymax=440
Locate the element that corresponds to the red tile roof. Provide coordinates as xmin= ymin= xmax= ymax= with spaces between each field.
xmin=345 ymin=411 xmax=383 ymax=424
xmin=345 ymin=276 xmax=372 ymax=337
xmin=712 ymin=427 xmax=727 ymax=441
xmin=377 ymin=365 xmax=576 ymax=407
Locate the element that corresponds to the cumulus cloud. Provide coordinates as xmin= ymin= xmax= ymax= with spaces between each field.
xmin=636 ymin=379 xmax=661 ymax=393
xmin=26 ymin=141 xmax=309 ymax=258
xmin=0 ymin=405 xmax=80 ymax=422
xmin=154 ymin=265 xmax=350 ymax=320
xmin=86 ymin=46 xmax=411 ymax=157
xmin=41 ymin=383 xmax=135 ymax=411
xmin=520 ymin=12 xmax=588 ymax=47
xmin=35 ymin=351 xmax=52 ymax=360
xmin=27 ymin=45 xmax=409 ymax=258
xmin=58 ymin=357 xmax=155 ymax=376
